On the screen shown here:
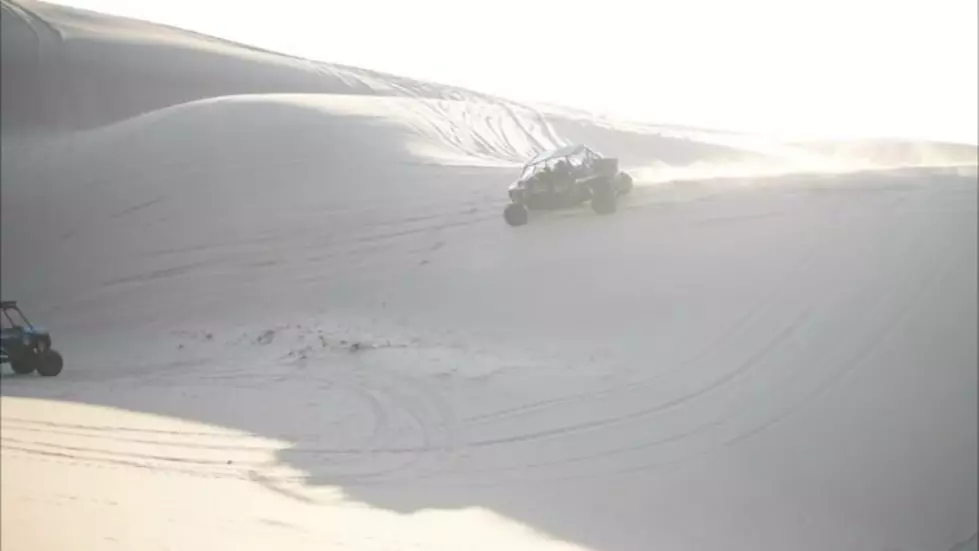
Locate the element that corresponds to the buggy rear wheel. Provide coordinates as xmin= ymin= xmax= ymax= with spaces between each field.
xmin=591 ymin=184 xmax=618 ymax=215
xmin=504 ymin=203 xmax=529 ymax=226
xmin=10 ymin=359 xmax=35 ymax=375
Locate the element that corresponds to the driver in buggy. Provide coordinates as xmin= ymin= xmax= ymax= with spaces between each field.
xmin=529 ymin=158 xmax=574 ymax=197
xmin=550 ymin=159 xmax=574 ymax=190
xmin=554 ymin=159 xmax=571 ymax=176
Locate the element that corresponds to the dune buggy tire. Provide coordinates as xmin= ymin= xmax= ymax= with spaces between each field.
xmin=10 ymin=359 xmax=35 ymax=375
xmin=591 ymin=184 xmax=618 ymax=215
xmin=504 ymin=203 xmax=529 ymax=226
xmin=36 ymin=350 xmax=63 ymax=377
xmin=619 ymin=172 xmax=634 ymax=195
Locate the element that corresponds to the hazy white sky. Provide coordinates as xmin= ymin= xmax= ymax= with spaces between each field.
xmin=50 ymin=0 xmax=978 ymax=143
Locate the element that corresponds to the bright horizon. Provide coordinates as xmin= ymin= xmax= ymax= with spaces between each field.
xmin=46 ymin=0 xmax=979 ymax=144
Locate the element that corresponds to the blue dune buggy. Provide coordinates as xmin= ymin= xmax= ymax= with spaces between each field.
xmin=503 ymin=144 xmax=634 ymax=226
xmin=1 ymin=300 xmax=64 ymax=377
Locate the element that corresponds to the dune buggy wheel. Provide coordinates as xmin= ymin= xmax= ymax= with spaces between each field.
xmin=591 ymin=184 xmax=618 ymax=215
xmin=504 ymin=203 xmax=529 ymax=226
xmin=36 ymin=349 xmax=63 ymax=377
xmin=619 ymin=172 xmax=633 ymax=195
xmin=10 ymin=359 xmax=35 ymax=375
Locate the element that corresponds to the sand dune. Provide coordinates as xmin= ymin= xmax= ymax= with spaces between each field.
xmin=2 ymin=1 xmax=977 ymax=551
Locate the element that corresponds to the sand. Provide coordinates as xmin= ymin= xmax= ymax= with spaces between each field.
xmin=2 ymin=1 xmax=977 ymax=550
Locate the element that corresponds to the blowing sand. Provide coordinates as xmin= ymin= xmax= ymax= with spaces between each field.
xmin=1 ymin=1 xmax=977 ymax=550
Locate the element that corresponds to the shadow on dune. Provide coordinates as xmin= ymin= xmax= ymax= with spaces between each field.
xmin=0 ymin=0 xmax=500 ymax=132
xmin=0 ymin=345 xmax=741 ymax=551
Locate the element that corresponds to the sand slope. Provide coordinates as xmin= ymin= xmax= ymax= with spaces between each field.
xmin=2 ymin=1 xmax=977 ymax=551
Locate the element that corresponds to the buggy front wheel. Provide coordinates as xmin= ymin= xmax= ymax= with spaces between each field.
xmin=618 ymin=172 xmax=634 ymax=195
xmin=36 ymin=349 xmax=63 ymax=377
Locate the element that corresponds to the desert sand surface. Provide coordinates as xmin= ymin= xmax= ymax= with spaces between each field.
xmin=1 ymin=1 xmax=977 ymax=550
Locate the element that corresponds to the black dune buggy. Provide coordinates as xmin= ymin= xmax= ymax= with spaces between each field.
xmin=1 ymin=300 xmax=64 ymax=377
xmin=503 ymin=144 xmax=633 ymax=226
